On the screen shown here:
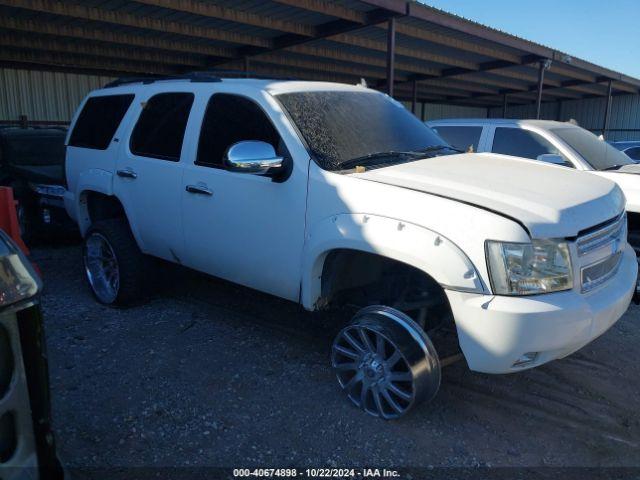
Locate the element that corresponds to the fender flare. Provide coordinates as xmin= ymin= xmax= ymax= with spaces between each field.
xmin=301 ymin=213 xmax=486 ymax=310
xmin=75 ymin=169 xmax=144 ymax=249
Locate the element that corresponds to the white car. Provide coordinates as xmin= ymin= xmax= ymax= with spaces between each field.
xmin=64 ymin=76 xmax=636 ymax=419
xmin=426 ymin=119 xmax=640 ymax=262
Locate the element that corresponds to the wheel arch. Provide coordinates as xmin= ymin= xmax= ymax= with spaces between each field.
xmin=77 ymin=189 xmax=144 ymax=251
xmin=301 ymin=214 xmax=485 ymax=310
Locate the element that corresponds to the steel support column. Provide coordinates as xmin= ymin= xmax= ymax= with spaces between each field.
xmin=535 ymin=59 xmax=551 ymax=119
xmin=420 ymin=101 xmax=426 ymax=122
xmin=386 ymin=17 xmax=396 ymax=97
xmin=411 ymin=79 xmax=417 ymax=114
xmin=502 ymin=93 xmax=508 ymax=118
xmin=602 ymin=79 xmax=613 ymax=137
xmin=243 ymin=56 xmax=250 ymax=77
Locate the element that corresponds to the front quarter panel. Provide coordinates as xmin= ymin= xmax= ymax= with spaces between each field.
xmin=301 ymin=213 xmax=484 ymax=309
xmin=592 ymin=171 xmax=640 ymax=213
xmin=301 ymin=164 xmax=532 ymax=310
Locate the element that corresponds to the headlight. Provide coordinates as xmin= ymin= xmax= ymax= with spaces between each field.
xmin=486 ymin=239 xmax=573 ymax=295
xmin=0 ymin=230 xmax=41 ymax=309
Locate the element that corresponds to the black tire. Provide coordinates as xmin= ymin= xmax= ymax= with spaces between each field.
xmin=83 ymin=218 xmax=154 ymax=306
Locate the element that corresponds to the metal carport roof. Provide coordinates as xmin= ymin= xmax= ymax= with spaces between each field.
xmin=0 ymin=0 xmax=638 ymax=117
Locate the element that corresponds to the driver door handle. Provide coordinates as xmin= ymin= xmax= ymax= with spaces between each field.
xmin=185 ymin=184 xmax=213 ymax=196
xmin=116 ymin=168 xmax=137 ymax=179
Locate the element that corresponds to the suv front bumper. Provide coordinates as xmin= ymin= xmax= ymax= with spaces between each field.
xmin=446 ymin=244 xmax=637 ymax=374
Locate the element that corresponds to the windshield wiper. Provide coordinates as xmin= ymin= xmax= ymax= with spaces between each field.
xmin=339 ymin=151 xmax=422 ymax=169
xmin=339 ymin=145 xmax=462 ymax=170
xmin=601 ymin=164 xmax=624 ymax=171
xmin=417 ymin=144 xmax=464 ymax=154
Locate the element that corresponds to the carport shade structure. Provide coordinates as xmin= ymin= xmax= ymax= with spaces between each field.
xmin=0 ymin=0 xmax=638 ymax=125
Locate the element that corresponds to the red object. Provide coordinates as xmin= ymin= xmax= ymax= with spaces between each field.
xmin=0 ymin=186 xmax=30 ymax=255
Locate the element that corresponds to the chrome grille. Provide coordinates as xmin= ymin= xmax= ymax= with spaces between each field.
xmin=577 ymin=213 xmax=626 ymax=256
xmin=582 ymin=251 xmax=623 ymax=292
xmin=577 ymin=213 xmax=627 ymax=292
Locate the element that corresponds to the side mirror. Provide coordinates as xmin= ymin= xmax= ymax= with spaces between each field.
xmin=536 ymin=153 xmax=566 ymax=166
xmin=224 ymin=141 xmax=283 ymax=175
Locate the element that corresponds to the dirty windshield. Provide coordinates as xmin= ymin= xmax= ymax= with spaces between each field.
xmin=276 ymin=90 xmax=454 ymax=170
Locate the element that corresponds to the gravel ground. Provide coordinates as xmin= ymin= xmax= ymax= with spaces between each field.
xmin=31 ymin=243 xmax=640 ymax=477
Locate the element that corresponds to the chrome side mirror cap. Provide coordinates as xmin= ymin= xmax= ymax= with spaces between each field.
xmin=224 ymin=141 xmax=283 ymax=175
xmin=536 ymin=153 xmax=566 ymax=166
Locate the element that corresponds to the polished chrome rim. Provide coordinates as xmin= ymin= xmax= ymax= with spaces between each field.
xmin=84 ymin=232 xmax=119 ymax=304
xmin=332 ymin=324 xmax=415 ymax=419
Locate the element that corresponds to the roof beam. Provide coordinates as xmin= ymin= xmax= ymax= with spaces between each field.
xmin=390 ymin=22 xmax=521 ymax=64
xmin=230 ymin=8 xmax=400 ymax=62
xmin=149 ymin=0 xmax=477 ymax=72
xmin=0 ymin=33 xmax=207 ymax=69
xmin=0 ymin=17 xmax=234 ymax=59
xmin=612 ymin=81 xmax=639 ymax=94
xmin=404 ymin=2 xmax=553 ymax=58
xmin=419 ymin=78 xmax=500 ymax=95
xmin=0 ymin=49 xmax=174 ymax=75
xmin=288 ymin=44 xmax=441 ymax=77
xmin=0 ymin=0 xmax=270 ymax=47
xmin=134 ymin=0 xmax=315 ymax=36
xmin=273 ymin=0 xmax=539 ymax=66
xmin=224 ymin=52 xmax=401 ymax=81
xmin=331 ymin=33 xmax=478 ymax=70
xmin=269 ymin=0 xmax=367 ymax=23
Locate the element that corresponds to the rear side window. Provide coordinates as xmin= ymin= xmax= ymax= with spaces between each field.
xmin=625 ymin=147 xmax=640 ymax=161
xmin=431 ymin=126 xmax=482 ymax=152
xmin=130 ymin=92 xmax=194 ymax=161
xmin=69 ymin=94 xmax=134 ymax=150
xmin=492 ymin=127 xmax=570 ymax=166
xmin=196 ymin=94 xmax=281 ymax=168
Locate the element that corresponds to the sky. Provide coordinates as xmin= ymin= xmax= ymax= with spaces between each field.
xmin=420 ymin=0 xmax=640 ymax=79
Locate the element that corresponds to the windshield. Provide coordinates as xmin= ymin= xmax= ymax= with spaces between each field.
xmin=551 ymin=127 xmax=634 ymax=171
xmin=276 ymin=90 xmax=452 ymax=170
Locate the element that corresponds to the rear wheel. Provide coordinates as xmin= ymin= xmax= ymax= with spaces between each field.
xmin=83 ymin=219 xmax=153 ymax=306
xmin=331 ymin=305 xmax=440 ymax=419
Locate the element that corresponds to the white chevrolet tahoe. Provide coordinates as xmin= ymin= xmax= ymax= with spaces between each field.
xmin=64 ymin=76 xmax=636 ymax=419
xmin=427 ymin=119 xmax=640 ymax=269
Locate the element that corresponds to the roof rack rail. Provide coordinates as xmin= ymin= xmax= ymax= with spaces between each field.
xmin=194 ymin=70 xmax=299 ymax=81
xmin=103 ymin=70 xmax=299 ymax=88
xmin=104 ymin=72 xmax=223 ymax=88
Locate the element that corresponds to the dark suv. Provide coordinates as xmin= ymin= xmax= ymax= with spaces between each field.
xmin=0 ymin=127 xmax=72 ymax=243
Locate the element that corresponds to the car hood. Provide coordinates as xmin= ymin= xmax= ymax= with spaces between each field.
xmin=615 ymin=164 xmax=640 ymax=174
xmin=355 ymin=153 xmax=624 ymax=238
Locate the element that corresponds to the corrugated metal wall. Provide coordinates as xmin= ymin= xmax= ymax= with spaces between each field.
xmin=0 ymin=68 xmax=114 ymax=123
xmin=488 ymin=94 xmax=640 ymax=141
xmin=402 ymin=101 xmax=487 ymax=121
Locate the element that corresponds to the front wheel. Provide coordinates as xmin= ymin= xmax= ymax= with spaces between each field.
xmin=83 ymin=219 xmax=153 ymax=306
xmin=331 ymin=305 xmax=441 ymax=419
